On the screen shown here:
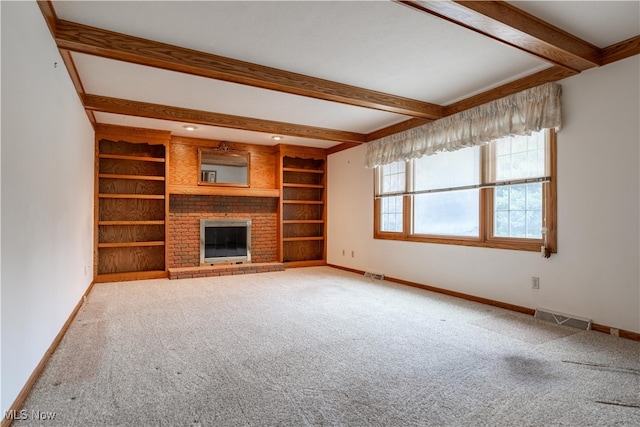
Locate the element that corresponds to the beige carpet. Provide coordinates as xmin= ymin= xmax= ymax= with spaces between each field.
xmin=13 ymin=267 xmax=640 ymax=426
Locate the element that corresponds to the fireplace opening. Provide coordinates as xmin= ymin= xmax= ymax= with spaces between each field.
xmin=200 ymin=218 xmax=251 ymax=265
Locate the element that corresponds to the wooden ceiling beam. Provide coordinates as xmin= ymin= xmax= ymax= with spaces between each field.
xmin=362 ymin=66 xmax=577 ymax=144
xmin=37 ymin=1 xmax=96 ymax=125
xmin=37 ymin=0 xmax=57 ymax=35
xmin=59 ymin=49 xmax=96 ymax=125
xmin=366 ymin=118 xmax=432 ymax=142
xmin=400 ymin=0 xmax=602 ymax=72
xmin=601 ymin=35 xmax=640 ymax=66
xmin=54 ymin=20 xmax=444 ymax=120
xmin=83 ymin=94 xmax=367 ymax=144
xmin=445 ymin=66 xmax=577 ymax=115
xmin=326 ymin=143 xmax=363 ymax=155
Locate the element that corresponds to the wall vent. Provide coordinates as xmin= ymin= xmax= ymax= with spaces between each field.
xmin=534 ymin=308 xmax=592 ymax=331
xmin=364 ymin=272 xmax=385 ymax=280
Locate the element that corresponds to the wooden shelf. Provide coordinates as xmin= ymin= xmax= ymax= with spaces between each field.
xmin=98 ymin=194 xmax=165 ymax=200
xmin=98 ymin=241 xmax=165 ymax=248
xmin=283 ymin=183 xmax=324 ymax=189
xmin=99 ymin=173 xmax=165 ymax=181
xmin=278 ymin=148 xmax=327 ymax=266
xmin=99 ymin=153 xmax=165 ymax=163
xmin=97 ymin=138 xmax=167 ymax=277
xmin=283 ymin=236 xmax=324 ymax=242
xmin=282 ymin=260 xmax=326 ymax=268
xmin=98 ymin=220 xmax=165 ymax=226
xmin=94 ymin=270 xmax=168 ymax=283
xmin=283 ymin=200 xmax=324 ymax=205
xmin=282 ymin=167 xmax=324 ymax=174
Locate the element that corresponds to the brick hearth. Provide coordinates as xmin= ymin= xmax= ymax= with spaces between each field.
xmin=168 ymin=195 xmax=279 ymax=269
xmin=168 ymin=262 xmax=285 ymax=280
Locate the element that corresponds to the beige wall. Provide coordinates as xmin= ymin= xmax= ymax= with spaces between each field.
xmin=328 ymin=56 xmax=640 ymax=334
xmin=1 ymin=1 xmax=95 ymax=413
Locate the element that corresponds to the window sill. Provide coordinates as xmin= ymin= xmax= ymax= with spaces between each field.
xmin=374 ymin=232 xmax=552 ymax=253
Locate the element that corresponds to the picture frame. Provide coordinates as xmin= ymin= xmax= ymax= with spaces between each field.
xmin=201 ymin=170 xmax=217 ymax=183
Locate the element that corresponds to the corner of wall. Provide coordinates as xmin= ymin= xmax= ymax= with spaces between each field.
xmin=1 ymin=1 xmax=95 ymax=415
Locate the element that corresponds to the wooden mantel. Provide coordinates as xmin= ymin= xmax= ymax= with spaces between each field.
xmin=168 ymin=185 xmax=279 ymax=198
xmin=168 ymin=136 xmax=281 ymax=198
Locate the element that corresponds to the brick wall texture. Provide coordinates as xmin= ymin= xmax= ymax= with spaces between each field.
xmin=168 ymin=195 xmax=279 ymax=268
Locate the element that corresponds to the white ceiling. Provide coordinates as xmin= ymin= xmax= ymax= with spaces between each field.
xmin=50 ymin=1 xmax=640 ymax=149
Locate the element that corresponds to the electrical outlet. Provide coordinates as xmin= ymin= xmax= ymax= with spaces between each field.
xmin=610 ymin=328 xmax=620 ymax=337
xmin=342 ymin=249 xmax=345 ymax=256
xmin=531 ymin=277 xmax=540 ymax=289
xmin=351 ymin=250 xmax=355 ymax=258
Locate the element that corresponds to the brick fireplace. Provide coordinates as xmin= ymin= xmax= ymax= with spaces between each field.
xmin=168 ymin=195 xmax=279 ymax=269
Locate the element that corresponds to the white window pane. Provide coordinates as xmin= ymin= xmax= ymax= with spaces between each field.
xmin=414 ymin=146 xmax=480 ymax=191
xmin=509 ymin=185 xmax=526 ymax=211
xmin=493 ymin=183 xmax=543 ymax=239
xmin=380 ymin=161 xmax=406 ymax=194
xmin=413 ymin=189 xmax=479 ymax=236
xmin=380 ymin=195 xmax=403 ymax=232
xmin=511 ymin=135 xmax=529 ymax=153
xmin=526 ymin=210 xmax=542 ymax=238
xmin=494 ymin=131 xmax=546 ymax=181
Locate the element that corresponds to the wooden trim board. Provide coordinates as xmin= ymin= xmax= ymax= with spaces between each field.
xmin=328 ymin=264 xmax=640 ymax=342
xmin=1 ymin=281 xmax=96 ymax=427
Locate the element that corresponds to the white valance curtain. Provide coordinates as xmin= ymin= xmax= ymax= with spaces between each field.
xmin=365 ymin=82 xmax=562 ymax=168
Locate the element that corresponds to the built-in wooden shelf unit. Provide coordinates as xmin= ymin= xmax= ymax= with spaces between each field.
xmin=95 ymin=125 xmax=170 ymax=282
xmin=277 ymin=145 xmax=327 ymax=267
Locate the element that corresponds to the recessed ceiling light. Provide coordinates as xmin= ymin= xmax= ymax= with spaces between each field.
xmin=271 ymin=136 xmax=284 ymax=141
xmin=183 ymin=125 xmax=197 ymax=131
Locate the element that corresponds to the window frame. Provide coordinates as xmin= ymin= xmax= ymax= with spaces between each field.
xmin=373 ymin=130 xmax=557 ymax=253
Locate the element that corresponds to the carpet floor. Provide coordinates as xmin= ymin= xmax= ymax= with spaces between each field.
xmin=13 ymin=267 xmax=640 ymax=426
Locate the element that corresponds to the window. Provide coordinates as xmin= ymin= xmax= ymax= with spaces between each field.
xmin=413 ymin=146 xmax=480 ymax=237
xmin=374 ymin=130 xmax=556 ymax=253
xmin=376 ymin=161 xmax=406 ymax=233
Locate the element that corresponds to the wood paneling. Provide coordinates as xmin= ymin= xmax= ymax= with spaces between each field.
xmin=283 ymin=203 xmax=323 ymax=221
xmin=168 ymin=185 xmax=279 ymax=198
xmin=283 ymin=170 xmax=323 ymax=186
xmin=99 ymin=224 xmax=165 ymax=243
xmin=99 ymin=198 xmax=165 ymax=221
xmin=55 ymin=20 xmax=444 ymax=119
xmin=283 ymin=187 xmax=324 ymax=201
xmin=277 ymin=145 xmax=326 ymax=162
xmin=98 ymin=157 xmax=165 ymax=177
xmin=95 ymin=124 xmax=171 ymax=146
xmin=98 ymin=246 xmax=165 ymax=274
xmin=100 ymin=138 xmax=165 ymax=157
xmin=93 ymin=270 xmax=168 ymax=283
xmin=283 ymin=240 xmax=324 ymax=263
xmin=283 ymin=223 xmax=324 ymax=239
xmin=98 ymin=178 xmax=165 ymax=196
xmin=169 ymin=136 xmax=278 ymax=194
